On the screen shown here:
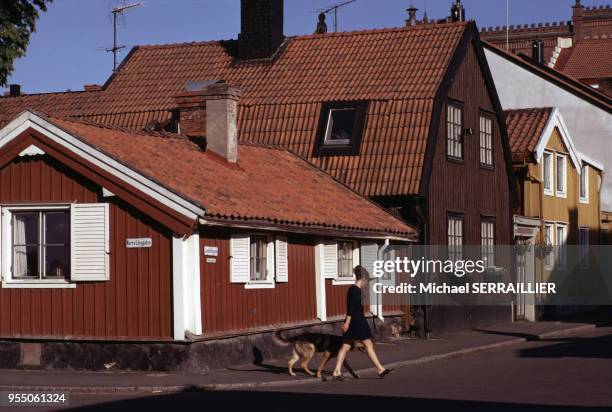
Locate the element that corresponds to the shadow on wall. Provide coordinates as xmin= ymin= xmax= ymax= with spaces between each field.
xmin=540 ymin=207 xmax=610 ymax=319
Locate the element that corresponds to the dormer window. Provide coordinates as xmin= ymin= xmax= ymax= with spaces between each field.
xmin=325 ymin=108 xmax=357 ymax=145
xmin=314 ymin=101 xmax=367 ymax=156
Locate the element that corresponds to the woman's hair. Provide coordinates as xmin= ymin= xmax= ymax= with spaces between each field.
xmin=353 ymin=265 xmax=370 ymax=281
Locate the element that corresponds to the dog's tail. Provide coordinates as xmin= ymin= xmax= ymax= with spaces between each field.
xmin=272 ymin=330 xmax=292 ymax=346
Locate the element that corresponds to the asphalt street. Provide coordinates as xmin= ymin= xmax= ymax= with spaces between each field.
xmin=4 ymin=325 xmax=611 ymax=412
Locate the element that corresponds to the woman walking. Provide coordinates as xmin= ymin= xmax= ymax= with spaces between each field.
xmin=332 ymin=265 xmax=393 ymax=380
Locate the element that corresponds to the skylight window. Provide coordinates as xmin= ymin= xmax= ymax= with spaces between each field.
xmin=324 ymin=108 xmax=357 ymax=145
xmin=315 ymin=102 xmax=368 ymax=156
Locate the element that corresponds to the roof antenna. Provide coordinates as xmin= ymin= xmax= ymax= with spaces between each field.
xmin=107 ymin=1 xmax=143 ymax=73
xmin=316 ymin=0 xmax=357 ymax=33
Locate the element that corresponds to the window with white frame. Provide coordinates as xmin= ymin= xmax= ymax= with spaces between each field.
xmin=543 ymin=151 xmax=553 ymax=196
xmin=544 ymin=223 xmax=554 ymax=270
xmin=555 ymin=154 xmax=567 ymax=197
xmin=337 ymin=241 xmax=355 ymax=279
xmin=479 ymin=114 xmax=493 ymax=167
xmin=11 ymin=210 xmax=70 ymax=280
xmin=555 ymin=223 xmax=567 ymax=270
xmin=324 ymin=108 xmax=357 ymax=146
xmin=249 ymin=235 xmax=268 ymax=282
xmin=579 ymin=164 xmax=589 ymax=203
xmin=317 ymin=240 xmax=360 ymax=284
xmin=1 ymin=204 xmax=110 ymax=286
xmin=481 ymin=217 xmax=495 ymax=267
xmin=446 ymin=102 xmax=463 ymax=160
xmin=579 ymin=227 xmax=589 ymax=269
xmin=381 ymin=247 xmax=395 ymax=281
xmin=230 ymin=234 xmax=288 ymax=288
xmin=448 ymin=214 xmax=464 ymax=261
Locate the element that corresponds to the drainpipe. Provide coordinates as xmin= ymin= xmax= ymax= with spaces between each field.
xmin=414 ymin=198 xmax=429 ymax=338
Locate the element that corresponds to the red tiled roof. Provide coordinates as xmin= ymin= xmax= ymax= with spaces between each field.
xmin=504 ymin=107 xmax=553 ymax=162
xmin=555 ymin=39 xmax=612 ymax=81
xmin=0 ymin=90 xmax=100 ymax=126
xmin=42 ymin=114 xmax=416 ymax=238
xmin=0 ymin=22 xmax=470 ymax=196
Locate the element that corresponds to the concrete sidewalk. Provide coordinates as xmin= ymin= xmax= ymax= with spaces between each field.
xmin=0 ymin=319 xmax=607 ymax=394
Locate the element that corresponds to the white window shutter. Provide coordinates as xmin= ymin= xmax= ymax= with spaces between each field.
xmin=360 ymin=242 xmax=378 ymax=279
xmin=230 ymin=234 xmax=250 ymax=283
xmin=266 ymin=236 xmax=275 ymax=282
xmin=322 ymin=241 xmax=338 ymax=279
xmin=275 ymin=236 xmax=288 ymax=282
xmin=71 ymin=203 xmax=110 ymax=281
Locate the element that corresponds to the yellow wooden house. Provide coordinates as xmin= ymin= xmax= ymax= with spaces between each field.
xmin=506 ymin=107 xmax=605 ymax=320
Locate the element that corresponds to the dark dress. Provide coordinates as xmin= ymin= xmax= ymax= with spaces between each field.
xmin=343 ymin=284 xmax=372 ymax=342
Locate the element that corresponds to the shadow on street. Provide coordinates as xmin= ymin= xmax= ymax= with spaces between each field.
xmin=517 ymin=333 xmax=612 ymax=359
xmin=63 ymin=389 xmax=611 ymax=411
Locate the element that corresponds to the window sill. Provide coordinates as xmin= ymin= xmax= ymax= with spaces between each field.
xmin=556 ymin=192 xmax=567 ymax=199
xmin=543 ymin=190 xmax=554 ymax=197
xmin=479 ymin=163 xmax=494 ymax=171
xmin=579 ymin=197 xmax=589 ymax=204
xmin=332 ymin=278 xmax=355 ymax=286
xmin=244 ymin=282 xmax=276 ymax=290
xmin=446 ymin=156 xmax=464 ymax=165
xmin=323 ymin=140 xmax=351 ymax=146
xmin=2 ymin=281 xmax=76 ymax=289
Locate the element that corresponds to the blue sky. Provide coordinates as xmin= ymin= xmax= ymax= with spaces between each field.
xmin=6 ymin=0 xmax=608 ymax=94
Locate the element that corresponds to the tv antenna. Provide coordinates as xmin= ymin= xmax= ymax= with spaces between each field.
xmin=107 ymin=2 xmax=143 ymax=72
xmin=318 ymin=0 xmax=357 ymax=32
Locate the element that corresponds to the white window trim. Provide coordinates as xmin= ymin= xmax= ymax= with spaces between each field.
xmin=542 ymin=151 xmax=554 ymax=196
xmin=555 ymin=153 xmax=567 ymax=198
xmin=244 ymin=234 xmax=276 ymax=290
xmin=480 ymin=218 xmax=495 ymax=267
xmin=446 ymin=102 xmax=463 ymax=160
xmin=479 ymin=113 xmax=494 ymax=167
xmin=323 ymin=108 xmax=355 ymax=146
xmin=579 ymin=164 xmax=589 ymax=204
xmin=544 ymin=222 xmax=554 ymax=271
xmin=555 ymin=222 xmax=568 ymax=271
xmin=332 ymin=240 xmax=359 ymax=286
xmin=1 ymin=204 xmax=75 ymax=289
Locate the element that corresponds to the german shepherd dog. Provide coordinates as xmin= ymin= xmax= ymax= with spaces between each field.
xmin=273 ymin=331 xmax=363 ymax=379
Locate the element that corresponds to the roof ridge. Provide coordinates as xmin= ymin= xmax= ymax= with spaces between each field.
xmin=132 ymin=21 xmax=468 ymax=50
xmin=504 ymin=106 xmax=554 ymax=112
xmin=44 ymin=112 xmax=185 ymax=140
xmin=0 ymin=89 xmax=98 ymax=99
xmin=291 ymin=21 xmax=468 ymax=41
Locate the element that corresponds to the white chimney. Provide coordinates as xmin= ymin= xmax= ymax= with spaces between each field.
xmin=175 ymin=81 xmax=241 ymax=163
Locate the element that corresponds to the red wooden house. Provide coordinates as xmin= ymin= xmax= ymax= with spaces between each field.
xmin=0 ymin=102 xmax=415 ymax=370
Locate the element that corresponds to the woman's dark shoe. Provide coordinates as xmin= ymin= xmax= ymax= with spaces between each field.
xmin=378 ymin=368 xmax=394 ymax=379
xmin=332 ymin=375 xmax=346 ymax=381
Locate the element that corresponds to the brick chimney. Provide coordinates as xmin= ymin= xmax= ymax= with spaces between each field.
xmin=84 ymin=84 xmax=102 ymax=91
xmin=174 ymin=81 xmax=241 ymax=163
xmin=9 ymin=84 xmax=21 ymax=97
xmin=572 ymin=0 xmax=585 ymax=41
xmin=238 ymin=0 xmax=284 ymax=60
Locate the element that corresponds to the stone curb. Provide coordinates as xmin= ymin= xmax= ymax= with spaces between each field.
xmin=0 ymin=323 xmax=601 ymax=394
